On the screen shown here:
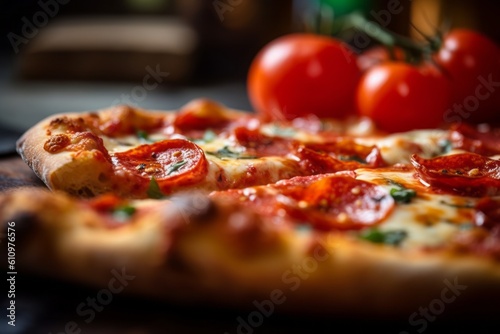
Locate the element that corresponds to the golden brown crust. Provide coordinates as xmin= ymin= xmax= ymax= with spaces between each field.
xmin=1 ymin=188 xmax=499 ymax=317
xmin=16 ymin=105 xmax=172 ymax=197
xmin=17 ymin=114 xmax=113 ymax=197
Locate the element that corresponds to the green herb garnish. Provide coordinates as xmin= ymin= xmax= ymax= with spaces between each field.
xmin=387 ymin=180 xmax=416 ymax=204
xmin=360 ymin=228 xmax=407 ymax=246
xmin=167 ymin=160 xmax=188 ymax=175
xmin=338 ymin=155 xmax=366 ymax=164
xmin=206 ymin=146 xmax=257 ymax=160
xmin=459 ymin=223 xmax=474 ymax=230
xmin=390 ymin=188 xmax=417 ymax=204
xmin=137 ymin=130 xmax=152 ymax=142
xmin=147 ymin=177 xmax=164 ymax=199
xmin=438 ymin=139 xmax=452 ymax=154
xmin=193 ymin=129 xmax=217 ymax=144
xmin=202 ymin=129 xmax=217 ymax=142
xmin=439 ymin=200 xmax=474 ymax=209
xmin=270 ymin=124 xmax=297 ymax=138
xmin=112 ymin=205 xmax=136 ymax=221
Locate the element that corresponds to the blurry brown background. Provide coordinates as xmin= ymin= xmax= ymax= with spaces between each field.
xmin=0 ymin=0 xmax=499 ymax=131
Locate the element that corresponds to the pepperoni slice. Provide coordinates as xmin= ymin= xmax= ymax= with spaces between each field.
xmin=173 ymin=99 xmax=233 ymax=131
xmin=112 ymin=139 xmax=208 ymax=192
xmin=474 ymin=198 xmax=500 ymax=231
xmin=233 ymin=126 xmax=292 ymax=157
xmin=86 ymin=193 xmax=122 ymax=212
xmin=411 ymin=153 xmax=500 ymax=197
xmin=292 ymin=140 xmax=386 ymax=175
xmin=453 ymin=198 xmax=500 ymax=259
xmin=95 ymin=105 xmax=165 ymax=137
xmin=282 ymin=175 xmax=394 ymax=231
xmin=450 ymin=123 xmax=500 ymax=156
xmin=213 ymin=174 xmax=393 ymax=231
xmin=304 ymin=140 xmax=386 ymax=166
xmin=293 ymin=145 xmax=352 ymax=174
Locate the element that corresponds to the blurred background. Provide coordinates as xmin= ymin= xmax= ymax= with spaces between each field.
xmin=0 ymin=0 xmax=499 ymax=132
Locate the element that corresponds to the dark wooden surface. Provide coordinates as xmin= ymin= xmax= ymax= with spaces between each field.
xmin=0 ymin=154 xmax=45 ymax=192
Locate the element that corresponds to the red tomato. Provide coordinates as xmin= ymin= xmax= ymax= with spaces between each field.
xmin=356 ymin=62 xmax=451 ymax=133
xmin=247 ymin=34 xmax=360 ymax=121
xmin=434 ymin=29 xmax=500 ymax=124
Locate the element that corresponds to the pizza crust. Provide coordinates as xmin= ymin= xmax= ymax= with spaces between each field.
xmin=2 ymin=188 xmax=499 ymax=318
xmin=17 ymin=112 xmax=113 ymax=196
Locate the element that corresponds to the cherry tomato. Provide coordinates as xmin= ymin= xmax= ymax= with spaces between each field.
xmin=248 ymin=34 xmax=360 ymax=121
xmin=356 ymin=62 xmax=451 ymax=133
xmin=434 ymin=29 xmax=500 ymax=124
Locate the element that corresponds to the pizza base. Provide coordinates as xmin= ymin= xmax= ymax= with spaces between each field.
xmin=2 ymin=187 xmax=499 ymax=318
xmin=17 ymin=111 xmax=114 ymax=197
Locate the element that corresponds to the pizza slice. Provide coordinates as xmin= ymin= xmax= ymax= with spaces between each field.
xmin=17 ymin=99 xmax=469 ymax=199
xmin=1 ymin=162 xmax=499 ymax=317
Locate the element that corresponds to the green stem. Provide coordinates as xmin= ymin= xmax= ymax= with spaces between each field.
xmin=336 ymin=12 xmax=426 ymax=60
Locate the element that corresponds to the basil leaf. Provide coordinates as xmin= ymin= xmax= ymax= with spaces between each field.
xmin=206 ymin=146 xmax=257 ymax=160
xmin=360 ymin=228 xmax=407 ymax=246
xmin=112 ymin=205 xmax=136 ymax=221
xmin=202 ymin=129 xmax=217 ymax=142
xmin=136 ymin=130 xmax=150 ymax=141
xmin=390 ymin=188 xmax=417 ymax=204
xmin=387 ymin=179 xmax=416 ymax=204
xmin=147 ymin=177 xmax=164 ymax=199
xmin=167 ymin=160 xmax=188 ymax=175
xmin=338 ymin=155 xmax=366 ymax=164
xmin=439 ymin=200 xmax=474 ymax=209
xmin=270 ymin=124 xmax=297 ymax=137
xmin=359 ymin=229 xmax=385 ymax=243
xmin=382 ymin=230 xmax=408 ymax=246
xmin=438 ymin=139 xmax=452 ymax=154
xmin=193 ymin=129 xmax=217 ymax=144
xmin=459 ymin=223 xmax=474 ymax=231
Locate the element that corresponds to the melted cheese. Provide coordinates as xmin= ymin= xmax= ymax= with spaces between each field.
xmin=97 ymin=119 xmax=479 ymax=249
xmin=356 ymin=168 xmax=475 ymax=248
xmin=102 ymin=130 xmax=300 ymax=192
xmin=357 ymin=129 xmax=449 ymax=164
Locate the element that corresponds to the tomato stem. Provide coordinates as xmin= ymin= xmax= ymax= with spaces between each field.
xmin=335 ymin=12 xmax=427 ymax=62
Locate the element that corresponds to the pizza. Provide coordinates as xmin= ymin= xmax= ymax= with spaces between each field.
xmin=2 ymin=98 xmax=500 ymax=321
xmin=3 ymin=21 xmax=500 ymax=329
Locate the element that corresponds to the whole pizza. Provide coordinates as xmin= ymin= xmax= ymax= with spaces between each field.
xmin=2 ymin=29 xmax=500 ymax=328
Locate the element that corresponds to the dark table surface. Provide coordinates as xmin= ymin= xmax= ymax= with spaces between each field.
xmin=0 ymin=262 xmax=498 ymax=334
